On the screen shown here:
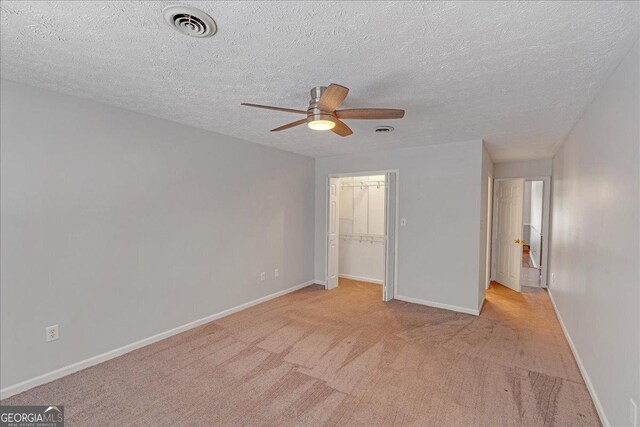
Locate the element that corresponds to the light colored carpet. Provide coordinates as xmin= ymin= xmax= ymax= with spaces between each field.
xmin=2 ymin=279 xmax=600 ymax=426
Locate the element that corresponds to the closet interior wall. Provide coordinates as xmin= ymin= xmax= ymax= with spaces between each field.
xmin=338 ymin=175 xmax=385 ymax=284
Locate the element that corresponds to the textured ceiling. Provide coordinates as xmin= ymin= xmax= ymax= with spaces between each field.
xmin=1 ymin=1 xmax=638 ymax=161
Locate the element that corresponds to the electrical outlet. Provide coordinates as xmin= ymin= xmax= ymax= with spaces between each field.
xmin=260 ymin=272 xmax=266 ymax=281
xmin=274 ymin=268 xmax=279 ymax=278
xmin=46 ymin=325 xmax=59 ymax=342
xmin=630 ymin=398 xmax=637 ymax=427
xmin=400 ymin=218 xmax=407 ymax=227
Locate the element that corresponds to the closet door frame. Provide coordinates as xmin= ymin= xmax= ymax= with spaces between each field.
xmin=324 ymin=169 xmax=400 ymax=301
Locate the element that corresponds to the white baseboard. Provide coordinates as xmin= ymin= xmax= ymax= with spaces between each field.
xmin=547 ymin=289 xmax=609 ymax=427
xmin=529 ymin=252 xmax=539 ymax=269
xmin=0 ymin=280 xmax=315 ymax=400
xmin=338 ymin=274 xmax=383 ymax=285
xmin=478 ymin=295 xmax=486 ymax=314
xmin=395 ymin=295 xmax=480 ymax=316
xmin=314 ymin=279 xmax=326 ymax=286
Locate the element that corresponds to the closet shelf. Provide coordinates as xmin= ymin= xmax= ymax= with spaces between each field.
xmin=339 ymin=233 xmax=386 ymax=243
xmin=341 ymin=181 xmax=385 ymax=189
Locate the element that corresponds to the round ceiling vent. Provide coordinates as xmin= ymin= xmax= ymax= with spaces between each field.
xmin=163 ymin=5 xmax=217 ymax=38
xmin=374 ymin=126 xmax=395 ymax=133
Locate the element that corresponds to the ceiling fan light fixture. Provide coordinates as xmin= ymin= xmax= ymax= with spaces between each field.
xmin=241 ymin=83 xmax=405 ymax=137
xmin=308 ymin=119 xmax=336 ymax=131
xmin=307 ymin=111 xmax=336 ymax=131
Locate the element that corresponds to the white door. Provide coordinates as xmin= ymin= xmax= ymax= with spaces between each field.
xmin=495 ymin=179 xmax=524 ymax=292
xmin=383 ymin=172 xmax=397 ymax=301
xmin=327 ymin=177 xmax=340 ymax=290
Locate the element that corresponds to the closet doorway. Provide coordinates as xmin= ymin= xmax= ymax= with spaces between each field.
xmin=326 ymin=171 xmax=399 ymax=301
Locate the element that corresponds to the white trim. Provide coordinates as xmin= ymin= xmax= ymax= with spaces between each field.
xmin=338 ymin=274 xmax=383 ymax=285
xmin=484 ymin=175 xmax=494 ymax=291
xmin=391 ymin=171 xmax=400 ymax=302
xmin=528 ymin=251 xmax=539 ymax=269
xmin=395 ymin=295 xmax=480 ymax=316
xmin=324 ymin=169 xmax=401 ymax=178
xmin=478 ymin=296 xmax=486 ymax=314
xmin=0 ymin=280 xmax=316 ymax=400
xmin=547 ymin=289 xmax=609 ymax=427
xmin=314 ymin=279 xmax=327 ymax=286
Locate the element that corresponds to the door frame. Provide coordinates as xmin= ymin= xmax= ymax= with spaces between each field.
xmin=324 ymin=169 xmax=400 ymax=301
xmin=326 ymin=177 xmax=340 ymax=290
xmin=485 ymin=175 xmax=494 ymax=290
xmin=490 ymin=176 xmax=551 ymax=288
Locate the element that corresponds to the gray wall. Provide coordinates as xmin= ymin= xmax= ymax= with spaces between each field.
xmin=494 ymin=159 xmax=552 ymax=179
xmin=549 ymin=41 xmax=639 ymax=426
xmin=315 ymin=140 xmax=485 ymax=312
xmin=523 ymin=181 xmax=532 ymax=225
xmin=0 ymin=80 xmax=315 ymax=389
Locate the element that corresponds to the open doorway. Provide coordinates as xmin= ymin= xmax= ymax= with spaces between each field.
xmin=326 ymin=171 xmax=398 ymax=301
xmin=521 ymin=180 xmax=544 ymax=287
xmin=491 ymin=176 xmax=551 ymax=291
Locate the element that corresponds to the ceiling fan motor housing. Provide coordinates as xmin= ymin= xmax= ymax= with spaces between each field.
xmin=307 ymin=86 xmax=334 ymax=122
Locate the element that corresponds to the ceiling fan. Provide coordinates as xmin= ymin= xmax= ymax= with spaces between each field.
xmin=241 ymin=84 xmax=405 ymax=137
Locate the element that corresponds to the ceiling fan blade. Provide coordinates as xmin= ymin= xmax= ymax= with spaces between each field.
xmin=241 ymin=103 xmax=307 ymax=114
xmin=271 ymin=118 xmax=307 ymax=132
xmin=331 ymin=119 xmax=353 ymax=137
xmin=336 ymin=108 xmax=405 ymax=120
xmin=318 ymin=84 xmax=349 ymax=112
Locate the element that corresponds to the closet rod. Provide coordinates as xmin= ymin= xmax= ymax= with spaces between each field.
xmin=339 ymin=237 xmax=386 ymax=243
xmin=340 ymin=181 xmax=385 ymax=189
